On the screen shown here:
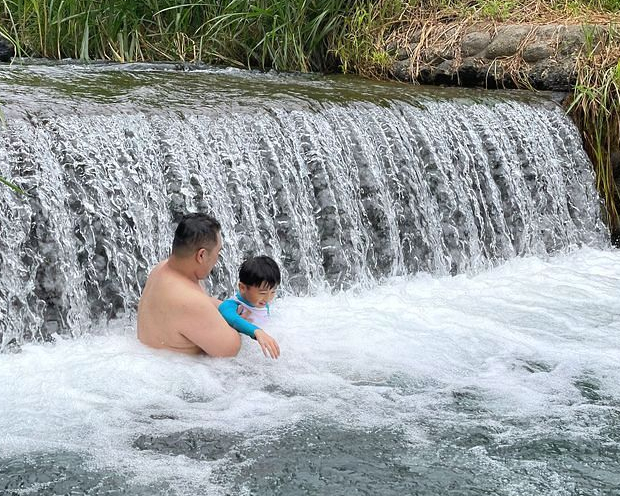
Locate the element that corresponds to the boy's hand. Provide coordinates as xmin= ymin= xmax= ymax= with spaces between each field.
xmin=254 ymin=329 xmax=280 ymax=359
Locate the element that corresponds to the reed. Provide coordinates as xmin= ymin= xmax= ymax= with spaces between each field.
xmin=568 ymin=26 xmax=620 ymax=231
xmin=0 ymin=0 xmax=353 ymax=71
xmin=1 ymin=1 xmax=619 ymax=69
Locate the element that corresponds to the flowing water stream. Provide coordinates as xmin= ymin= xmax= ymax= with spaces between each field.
xmin=0 ymin=63 xmax=618 ymax=495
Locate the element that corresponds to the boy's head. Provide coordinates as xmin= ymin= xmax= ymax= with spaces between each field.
xmin=238 ymin=256 xmax=280 ymax=308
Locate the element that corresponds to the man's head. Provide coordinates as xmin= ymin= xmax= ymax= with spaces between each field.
xmin=172 ymin=213 xmax=222 ymax=277
xmin=238 ymin=256 xmax=281 ymax=308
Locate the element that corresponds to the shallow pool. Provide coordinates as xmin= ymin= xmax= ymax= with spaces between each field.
xmin=1 ymin=247 xmax=619 ymax=495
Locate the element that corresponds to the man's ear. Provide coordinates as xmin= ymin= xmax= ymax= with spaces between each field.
xmin=238 ymin=282 xmax=247 ymax=292
xmin=196 ymin=247 xmax=207 ymax=263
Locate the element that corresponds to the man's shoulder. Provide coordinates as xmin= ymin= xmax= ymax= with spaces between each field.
xmin=147 ymin=270 xmax=211 ymax=308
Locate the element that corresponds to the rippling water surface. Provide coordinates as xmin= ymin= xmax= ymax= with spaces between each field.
xmin=1 ymin=248 xmax=619 ymax=495
xmin=0 ymin=61 xmax=553 ymax=117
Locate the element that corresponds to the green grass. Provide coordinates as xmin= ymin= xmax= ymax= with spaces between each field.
xmin=0 ymin=176 xmax=25 ymax=193
xmin=0 ymin=0 xmax=356 ymax=71
xmin=1 ymin=1 xmax=619 ymax=71
xmin=1 ymin=1 xmax=620 ymax=69
xmin=569 ymin=26 xmax=620 ymax=230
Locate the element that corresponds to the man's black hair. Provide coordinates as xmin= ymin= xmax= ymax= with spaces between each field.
xmin=239 ymin=256 xmax=281 ymax=289
xmin=172 ymin=213 xmax=221 ymax=257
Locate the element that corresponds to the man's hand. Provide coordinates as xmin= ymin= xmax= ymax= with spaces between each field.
xmin=254 ymin=329 xmax=280 ymax=359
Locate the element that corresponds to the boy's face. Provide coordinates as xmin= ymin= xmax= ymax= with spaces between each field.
xmin=239 ymin=282 xmax=277 ymax=308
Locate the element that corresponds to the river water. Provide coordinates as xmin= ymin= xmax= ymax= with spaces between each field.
xmin=1 ymin=248 xmax=620 ymax=495
xmin=0 ymin=63 xmax=619 ymax=495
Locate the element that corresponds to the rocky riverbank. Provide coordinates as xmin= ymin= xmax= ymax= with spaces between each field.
xmin=390 ymin=23 xmax=604 ymax=91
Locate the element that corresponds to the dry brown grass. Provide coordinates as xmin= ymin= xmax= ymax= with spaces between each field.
xmin=382 ymin=1 xmax=620 ymax=73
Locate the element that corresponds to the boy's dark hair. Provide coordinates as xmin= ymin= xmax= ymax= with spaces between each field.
xmin=239 ymin=256 xmax=281 ymax=289
xmin=172 ymin=213 xmax=221 ymax=257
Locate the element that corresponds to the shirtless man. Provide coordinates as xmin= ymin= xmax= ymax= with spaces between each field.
xmin=137 ymin=213 xmax=241 ymax=356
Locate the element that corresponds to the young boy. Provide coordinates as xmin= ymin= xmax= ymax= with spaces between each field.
xmin=218 ymin=255 xmax=281 ymax=359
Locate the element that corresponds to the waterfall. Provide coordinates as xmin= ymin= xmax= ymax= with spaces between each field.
xmin=0 ymin=66 xmax=608 ymax=350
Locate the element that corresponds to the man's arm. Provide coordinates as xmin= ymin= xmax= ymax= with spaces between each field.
xmin=179 ymin=298 xmax=241 ymax=357
xmin=218 ymin=300 xmax=259 ymax=338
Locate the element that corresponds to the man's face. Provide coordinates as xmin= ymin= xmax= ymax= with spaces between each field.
xmin=197 ymin=232 xmax=222 ymax=279
xmin=238 ymin=282 xmax=278 ymax=308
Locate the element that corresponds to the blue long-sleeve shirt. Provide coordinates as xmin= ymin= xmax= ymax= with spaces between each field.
xmin=218 ymin=292 xmax=270 ymax=339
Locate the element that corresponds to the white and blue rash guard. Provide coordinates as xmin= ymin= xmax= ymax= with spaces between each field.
xmin=218 ymin=292 xmax=270 ymax=339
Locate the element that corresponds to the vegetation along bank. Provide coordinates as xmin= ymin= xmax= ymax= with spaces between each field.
xmin=0 ymin=0 xmax=618 ymax=240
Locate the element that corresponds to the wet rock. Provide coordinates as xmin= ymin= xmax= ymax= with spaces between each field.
xmin=461 ymin=31 xmax=491 ymax=57
xmin=0 ymin=452 xmax=159 ymax=495
xmin=485 ymin=26 xmax=531 ymax=58
xmin=221 ymin=423 xmax=416 ymax=496
xmin=559 ymin=25 xmax=586 ymax=56
xmin=536 ymin=24 xmax=563 ymax=39
xmin=457 ymin=57 xmax=486 ymax=86
xmin=0 ymin=38 xmax=14 ymax=62
xmin=3 ymin=338 xmax=22 ymax=354
xmin=395 ymin=47 xmax=410 ymax=61
xmin=416 ymin=65 xmax=435 ymax=84
xmin=438 ymin=46 xmax=457 ymax=60
xmin=408 ymin=28 xmax=423 ymax=44
xmin=390 ymin=23 xmax=601 ymax=91
xmin=434 ymin=59 xmax=456 ymax=84
xmin=522 ymin=41 xmax=553 ymax=63
xmin=528 ymin=59 xmax=576 ymax=91
xmin=391 ymin=58 xmax=413 ymax=81
xmin=133 ymin=429 xmax=240 ymax=461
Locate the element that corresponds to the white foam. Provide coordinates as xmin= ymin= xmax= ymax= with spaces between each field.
xmin=1 ymin=247 xmax=620 ymax=492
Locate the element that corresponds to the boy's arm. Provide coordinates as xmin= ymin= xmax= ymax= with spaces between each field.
xmin=218 ymin=300 xmax=259 ymax=339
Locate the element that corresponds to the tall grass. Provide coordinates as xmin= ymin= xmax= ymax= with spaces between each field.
xmin=0 ymin=0 xmax=354 ymax=71
xmin=569 ymin=26 xmax=620 ymax=231
xmin=333 ymin=0 xmax=404 ymax=77
xmin=1 ymin=1 xmax=619 ymax=70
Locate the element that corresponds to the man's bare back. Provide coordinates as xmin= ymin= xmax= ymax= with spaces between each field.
xmin=137 ymin=215 xmax=241 ymax=357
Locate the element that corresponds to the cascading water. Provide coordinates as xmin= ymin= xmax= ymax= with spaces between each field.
xmin=1 ymin=64 xmax=619 ymax=496
xmin=0 ymin=64 xmax=607 ymax=349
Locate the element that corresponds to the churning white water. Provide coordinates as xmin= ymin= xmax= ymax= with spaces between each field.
xmin=1 ymin=247 xmax=619 ymax=495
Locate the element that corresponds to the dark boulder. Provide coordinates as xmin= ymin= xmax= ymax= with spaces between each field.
xmin=0 ymin=38 xmax=14 ymax=62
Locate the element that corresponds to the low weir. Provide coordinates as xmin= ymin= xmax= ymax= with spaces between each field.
xmin=0 ymin=64 xmax=607 ymax=349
